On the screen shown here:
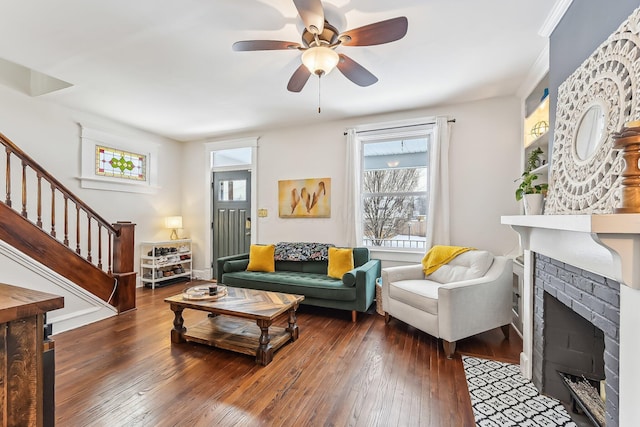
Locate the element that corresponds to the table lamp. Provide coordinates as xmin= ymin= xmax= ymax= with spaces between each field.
xmin=165 ymin=216 xmax=182 ymax=240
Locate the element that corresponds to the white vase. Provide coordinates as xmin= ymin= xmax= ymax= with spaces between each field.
xmin=523 ymin=193 xmax=544 ymax=215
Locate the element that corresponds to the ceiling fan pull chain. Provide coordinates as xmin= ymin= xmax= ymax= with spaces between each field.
xmin=318 ymin=75 xmax=322 ymax=114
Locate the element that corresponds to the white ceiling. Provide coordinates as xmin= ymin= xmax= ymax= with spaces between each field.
xmin=0 ymin=0 xmax=560 ymax=142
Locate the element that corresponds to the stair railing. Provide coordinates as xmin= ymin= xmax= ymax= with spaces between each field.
xmin=0 ymin=132 xmax=136 ymax=312
xmin=2 ymin=132 xmax=117 ymax=273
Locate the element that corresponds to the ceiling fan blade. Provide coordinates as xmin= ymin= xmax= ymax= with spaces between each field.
xmin=337 ymin=54 xmax=378 ymax=87
xmin=233 ymin=40 xmax=301 ymax=51
xmin=293 ymin=0 xmax=325 ymax=34
xmin=287 ymin=64 xmax=312 ymax=92
xmin=340 ymin=17 xmax=408 ymax=46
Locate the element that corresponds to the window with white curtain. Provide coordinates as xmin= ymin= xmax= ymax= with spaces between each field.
xmin=358 ymin=126 xmax=433 ymax=252
xmin=344 ymin=117 xmax=450 ymax=254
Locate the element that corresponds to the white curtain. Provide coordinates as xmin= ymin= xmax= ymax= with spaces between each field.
xmin=425 ymin=116 xmax=452 ymax=248
xmin=343 ymin=128 xmax=362 ymax=247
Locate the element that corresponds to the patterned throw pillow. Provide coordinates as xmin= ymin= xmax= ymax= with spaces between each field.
xmin=274 ymin=242 xmax=335 ymax=261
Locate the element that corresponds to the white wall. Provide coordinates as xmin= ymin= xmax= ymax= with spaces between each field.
xmin=0 ymin=80 xmax=522 ymax=296
xmin=0 ymin=84 xmax=185 ymax=288
xmin=446 ymin=97 xmax=522 ymax=255
xmin=183 ymin=96 xmax=522 ymax=274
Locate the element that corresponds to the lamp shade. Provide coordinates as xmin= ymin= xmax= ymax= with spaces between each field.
xmin=165 ymin=216 xmax=183 ymax=229
xmin=301 ymin=46 xmax=339 ymax=76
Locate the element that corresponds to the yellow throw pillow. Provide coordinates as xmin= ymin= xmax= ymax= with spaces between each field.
xmin=328 ymin=247 xmax=354 ymax=279
xmin=246 ymin=244 xmax=275 ymax=272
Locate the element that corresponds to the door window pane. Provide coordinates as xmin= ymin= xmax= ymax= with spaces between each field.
xmin=218 ymin=180 xmax=247 ymax=201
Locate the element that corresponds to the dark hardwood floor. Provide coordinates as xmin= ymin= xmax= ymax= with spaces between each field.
xmin=53 ymin=284 xmax=522 ymax=426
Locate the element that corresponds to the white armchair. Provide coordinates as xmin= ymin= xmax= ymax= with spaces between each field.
xmin=381 ymin=250 xmax=512 ymax=358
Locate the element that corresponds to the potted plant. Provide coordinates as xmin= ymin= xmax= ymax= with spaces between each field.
xmin=515 ymin=147 xmax=548 ymax=215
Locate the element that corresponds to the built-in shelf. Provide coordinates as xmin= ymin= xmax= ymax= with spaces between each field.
xmin=530 ymin=164 xmax=548 ymax=175
xmin=524 ymin=97 xmax=550 ymax=148
xmin=524 ymin=130 xmax=549 ymax=150
xmin=512 ymin=260 xmax=524 ymax=337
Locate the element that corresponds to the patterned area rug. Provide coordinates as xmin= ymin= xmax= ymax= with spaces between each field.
xmin=462 ymin=356 xmax=577 ymax=427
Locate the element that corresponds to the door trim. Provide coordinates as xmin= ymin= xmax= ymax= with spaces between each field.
xmin=202 ymin=137 xmax=258 ymax=279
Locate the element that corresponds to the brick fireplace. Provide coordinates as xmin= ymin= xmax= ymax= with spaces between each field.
xmin=501 ymin=214 xmax=640 ymax=427
xmin=533 ymin=254 xmax=620 ymax=426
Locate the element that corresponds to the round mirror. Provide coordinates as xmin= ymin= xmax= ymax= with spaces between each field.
xmin=575 ymin=104 xmax=605 ymax=160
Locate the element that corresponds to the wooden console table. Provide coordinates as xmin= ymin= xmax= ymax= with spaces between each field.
xmin=0 ymin=283 xmax=64 ymax=427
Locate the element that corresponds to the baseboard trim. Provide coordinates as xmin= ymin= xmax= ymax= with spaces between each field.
xmin=49 ymin=306 xmax=115 ymax=334
xmin=520 ymin=352 xmax=532 ymax=379
xmin=0 ymin=240 xmax=117 ymax=333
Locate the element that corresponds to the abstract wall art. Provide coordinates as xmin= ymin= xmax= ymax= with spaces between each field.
xmin=278 ymin=177 xmax=331 ymax=218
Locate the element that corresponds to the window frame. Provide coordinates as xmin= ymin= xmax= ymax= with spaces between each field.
xmin=357 ymin=125 xmax=434 ymax=253
xmin=79 ymin=125 xmax=160 ymax=194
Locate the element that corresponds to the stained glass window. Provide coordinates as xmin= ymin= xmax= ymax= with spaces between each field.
xmin=95 ymin=145 xmax=146 ymax=181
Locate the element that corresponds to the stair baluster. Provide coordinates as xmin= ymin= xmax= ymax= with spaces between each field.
xmin=36 ymin=173 xmax=42 ymax=228
xmin=63 ymin=196 xmax=69 ymax=246
xmin=4 ymin=148 xmax=10 ymax=207
xmin=50 ymin=183 xmax=56 ymax=237
xmin=21 ymin=161 xmax=27 ymax=217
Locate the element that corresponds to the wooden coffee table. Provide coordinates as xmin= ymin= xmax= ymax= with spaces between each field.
xmin=164 ymin=282 xmax=304 ymax=366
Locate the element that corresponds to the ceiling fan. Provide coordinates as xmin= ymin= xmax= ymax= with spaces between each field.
xmin=232 ymin=0 xmax=408 ymax=93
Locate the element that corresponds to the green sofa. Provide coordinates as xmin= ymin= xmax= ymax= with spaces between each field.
xmin=216 ymin=245 xmax=380 ymax=322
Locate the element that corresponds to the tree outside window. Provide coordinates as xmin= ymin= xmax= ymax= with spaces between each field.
xmin=361 ymin=137 xmax=429 ymax=250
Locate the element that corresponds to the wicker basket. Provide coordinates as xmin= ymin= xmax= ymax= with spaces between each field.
xmin=375 ymin=278 xmax=384 ymax=316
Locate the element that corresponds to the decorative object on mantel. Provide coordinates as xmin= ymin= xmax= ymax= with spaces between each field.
xmin=515 ymin=147 xmax=548 ymax=215
xmin=522 ymin=192 xmax=544 ymax=215
xmin=545 ymin=7 xmax=640 ymax=214
xmin=612 ymin=121 xmax=640 ymax=213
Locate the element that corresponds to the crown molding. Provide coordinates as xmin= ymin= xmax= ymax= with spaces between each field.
xmin=539 ymin=0 xmax=574 ymax=37
xmin=516 ymin=0 xmax=573 ymax=100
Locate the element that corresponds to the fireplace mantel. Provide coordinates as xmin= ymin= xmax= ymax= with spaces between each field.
xmin=502 ymin=213 xmax=640 ymax=427
xmin=502 ymin=214 xmax=640 ymax=288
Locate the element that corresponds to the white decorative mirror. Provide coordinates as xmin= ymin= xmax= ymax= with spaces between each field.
xmin=574 ymin=104 xmax=605 ymax=161
xmin=545 ymin=7 xmax=640 ymax=214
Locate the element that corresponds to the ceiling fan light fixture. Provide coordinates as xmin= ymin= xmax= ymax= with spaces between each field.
xmin=301 ymin=46 xmax=339 ymax=76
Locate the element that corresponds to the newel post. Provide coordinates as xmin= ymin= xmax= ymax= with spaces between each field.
xmin=112 ymin=221 xmax=137 ymax=313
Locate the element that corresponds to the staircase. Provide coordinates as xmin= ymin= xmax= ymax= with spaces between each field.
xmin=0 ymin=132 xmax=136 ymax=329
